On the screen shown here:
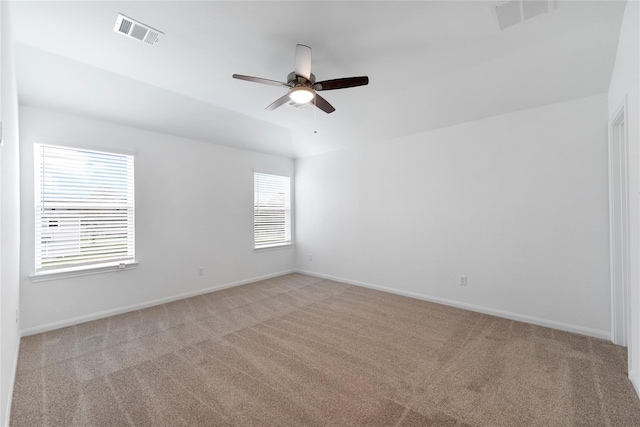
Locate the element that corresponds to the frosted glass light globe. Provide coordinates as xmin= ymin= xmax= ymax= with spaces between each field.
xmin=289 ymin=87 xmax=315 ymax=103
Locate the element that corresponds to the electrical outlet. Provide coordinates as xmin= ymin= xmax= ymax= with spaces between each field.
xmin=459 ymin=275 xmax=467 ymax=286
xmin=198 ymin=267 xmax=204 ymax=276
xmin=15 ymin=308 xmax=19 ymax=323
xmin=309 ymin=254 xmax=313 ymax=261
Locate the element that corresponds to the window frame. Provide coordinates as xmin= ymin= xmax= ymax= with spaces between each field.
xmin=253 ymin=170 xmax=293 ymax=250
xmin=31 ymin=142 xmax=137 ymax=280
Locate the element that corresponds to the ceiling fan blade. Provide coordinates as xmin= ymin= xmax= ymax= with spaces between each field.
xmin=314 ymin=76 xmax=369 ymax=91
xmin=313 ymin=94 xmax=335 ymax=114
xmin=265 ymin=94 xmax=291 ymax=111
xmin=294 ymin=44 xmax=312 ymax=80
xmin=232 ymin=74 xmax=288 ymax=87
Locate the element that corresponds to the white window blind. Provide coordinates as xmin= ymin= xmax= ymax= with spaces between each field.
xmin=34 ymin=144 xmax=135 ymax=272
xmin=254 ymin=172 xmax=291 ymax=249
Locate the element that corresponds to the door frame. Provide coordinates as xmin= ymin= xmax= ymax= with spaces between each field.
xmin=609 ymin=95 xmax=630 ymax=346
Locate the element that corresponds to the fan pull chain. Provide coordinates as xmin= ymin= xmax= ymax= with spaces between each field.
xmin=313 ymin=95 xmax=318 ymax=134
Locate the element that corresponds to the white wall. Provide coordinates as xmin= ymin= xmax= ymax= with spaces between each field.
xmin=296 ymin=93 xmax=611 ymax=338
xmin=1 ymin=2 xmax=22 ymax=425
xmin=608 ymin=0 xmax=640 ymax=395
xmin=19 ymin=106 xmax=295 ymax=333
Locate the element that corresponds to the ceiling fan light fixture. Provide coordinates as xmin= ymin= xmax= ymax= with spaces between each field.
xmin=289 ymin=86 xmax=315 ymax=104
xmin=232 ymin=44 xmax=368 ymax=114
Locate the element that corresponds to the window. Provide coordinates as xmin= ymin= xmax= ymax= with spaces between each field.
xmin=34 ymin=144 xmax=135 ymax=272
xmin=254 ymin=172 xmax=291 ymax=249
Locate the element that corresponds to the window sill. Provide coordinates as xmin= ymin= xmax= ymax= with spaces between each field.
xmin=29 ymin=261 xmax=139 ymax=283
xmin=254 ymin=243 xmax=293 ymax=252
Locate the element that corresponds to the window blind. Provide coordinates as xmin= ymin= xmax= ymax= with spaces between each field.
xmin=34 ymin=144 xmax=135 ymax=272
xmin=254 ymin=172 xmax=291 ymax=249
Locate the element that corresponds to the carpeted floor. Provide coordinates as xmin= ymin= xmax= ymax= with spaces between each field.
xmin=10 ymin=273 xmax=640 ymax=426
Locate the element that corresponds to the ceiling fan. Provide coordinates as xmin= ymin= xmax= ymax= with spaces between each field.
xmin=232 ymin=44 xmax=369 ymax=114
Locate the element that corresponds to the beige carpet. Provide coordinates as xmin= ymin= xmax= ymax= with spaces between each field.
xmin=10 ymin=273 xmax=640 ymax=426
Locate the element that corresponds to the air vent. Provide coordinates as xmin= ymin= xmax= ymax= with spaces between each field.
xmin=493 ymin=0 xmax=554 ymax=31
xmin=114 ymin=13 xmax=163 ymax=45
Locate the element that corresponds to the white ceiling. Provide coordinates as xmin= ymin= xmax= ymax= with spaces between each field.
xmin=10 ymin=1 xmax=625 ymax=158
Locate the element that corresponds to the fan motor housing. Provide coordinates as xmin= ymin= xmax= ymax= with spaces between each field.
xmin=287 ymin=72 xmax=316 ymax=87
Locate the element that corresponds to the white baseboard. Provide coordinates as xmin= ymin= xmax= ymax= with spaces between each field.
xmin=3 ymin=334 xmax=20 ymax=427
xmin=20 ymin=267 xmax=612 ymax=341
xmin=630 ymin=370 xmax=640 ymax=400
xmin=21 ymin=270 xmax=294 ymax=337
xmin=295 ymin=269 xmax=611 ymax=341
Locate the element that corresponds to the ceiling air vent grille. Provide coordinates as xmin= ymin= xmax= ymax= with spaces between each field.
xmin=493 ymin=0 xmax=554 ymax=31
xmin=114 ymin=13 xmax=163 ymax=45
xmin=118 ymin=18 xmax=132 ymax=34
